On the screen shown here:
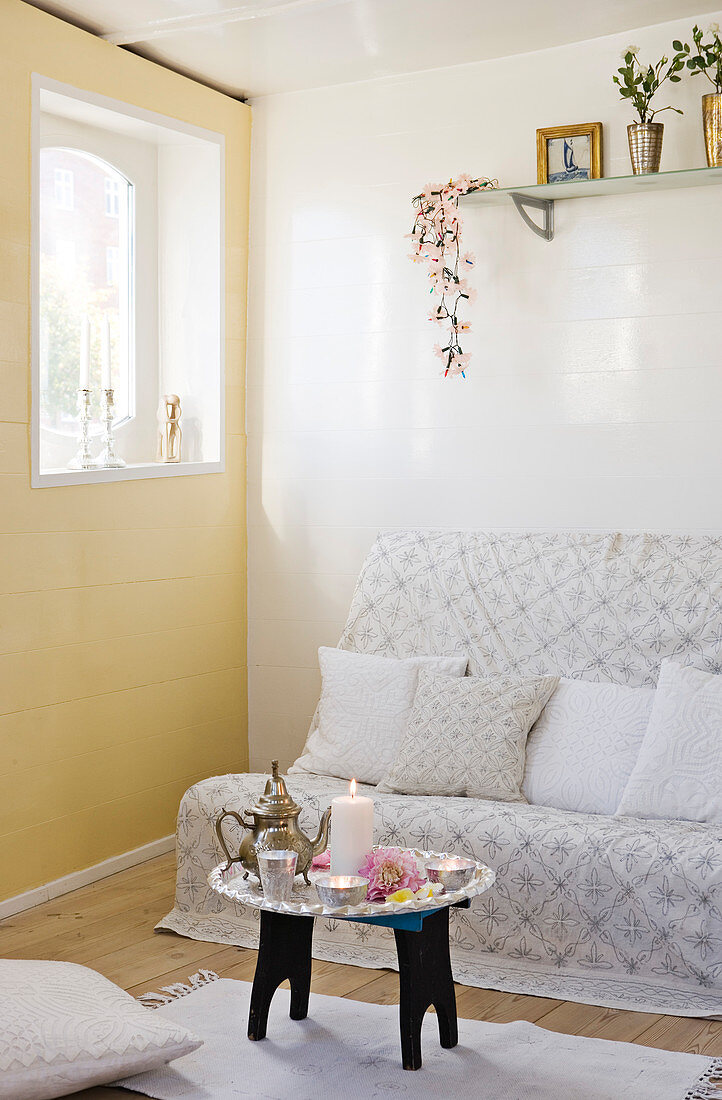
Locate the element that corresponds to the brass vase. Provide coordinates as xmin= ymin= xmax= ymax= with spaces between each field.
xmin=702 ymin=93 xmax=722 ymax=167
xmin=627 ymin=122 xmax=664 ymax=174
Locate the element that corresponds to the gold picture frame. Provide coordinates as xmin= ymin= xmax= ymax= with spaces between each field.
xmin=536 ymin=122 xmax=603 ymax=184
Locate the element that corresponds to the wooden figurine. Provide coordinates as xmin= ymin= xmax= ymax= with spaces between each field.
xmin=157 ymin=394 xmax=182 ymax=463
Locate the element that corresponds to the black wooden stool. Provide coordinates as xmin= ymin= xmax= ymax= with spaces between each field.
xmin=247 ymin=899 xmax=469 ymax=1070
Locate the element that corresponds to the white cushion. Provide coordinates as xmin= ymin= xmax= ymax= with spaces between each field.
xmin=0 ymin=959 xmax=201 ymax=1100
xmin=378 ymin=669 xmax=558 ymax=801
xmin=522 ymin=678 xmax=655 ymax=815
xmin=290 ymin=647 xmax=468 ymax=785
xmin=616 ymin=659 xmax=722 ymax=823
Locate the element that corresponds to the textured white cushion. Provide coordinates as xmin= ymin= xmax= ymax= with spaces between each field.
xmin=378 ymin=669 xmax=558 ymax=800
xmin=616 ymin=659 xmax=722 ymax=823
xmin=290 ymin=647 xmax=468 ymax=785
xmin=0 ymin=959 xmax=201 ymax=1100
xmin=522 ymin=678 xmax=655 ymax=815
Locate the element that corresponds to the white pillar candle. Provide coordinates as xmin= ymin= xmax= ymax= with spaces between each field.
xmin=79 ymin=314 xmax=90 ymax=390
xmin=101 ymin=317 xmax=111 ymax=390
xmin=330 ymin=779 xmax=374 ymax=876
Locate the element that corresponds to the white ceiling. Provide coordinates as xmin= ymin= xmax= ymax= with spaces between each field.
xmin=22 ymin=0 xmax=722 ymax=100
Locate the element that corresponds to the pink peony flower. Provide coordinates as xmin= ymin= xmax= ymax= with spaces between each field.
xmin=358 ymin=847 xmax=427 ymax=901
xmin=311 ymin=848 xmax=331 ymax=870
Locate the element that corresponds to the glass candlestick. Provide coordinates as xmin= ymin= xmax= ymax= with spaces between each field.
xmin=68 ymin=388 xmax=96 ymax=470
xmin=96 ymin=388 xmax=126 ymax=469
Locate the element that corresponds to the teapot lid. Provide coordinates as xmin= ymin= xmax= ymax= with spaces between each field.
xmin=250 ymin=760 xmax=300 ymax=819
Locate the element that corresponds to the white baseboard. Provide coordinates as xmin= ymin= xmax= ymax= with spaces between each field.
xmin=0 ymin=834 xmax=176 ymax=921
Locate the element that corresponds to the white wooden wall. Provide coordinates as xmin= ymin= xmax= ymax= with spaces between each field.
xmin=247 ymin=11 xmax=722 ymax=769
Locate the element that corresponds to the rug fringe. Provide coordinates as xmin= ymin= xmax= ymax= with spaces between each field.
xmin=685 ymin=1058 xmax=722 ymax=1099
xmin=137 ymin=969 xmax=220 ymax=1008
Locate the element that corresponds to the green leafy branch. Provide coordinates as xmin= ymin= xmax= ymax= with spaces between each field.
xmin=684 ymin=23 xmax=722 ymax=93
xmin=613 ymin=45 xmax=686 ymax=123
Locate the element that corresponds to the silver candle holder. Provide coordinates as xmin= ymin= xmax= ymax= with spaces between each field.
xmin=68 ymin=388 xmax=96 ymax=470
xmin=315 ymin=875 xmax=369 ymax=907
xmin=425 ymin=856 xmax=476 ymax=892
xmin=96 ymin=388 xmax=126 ymax=469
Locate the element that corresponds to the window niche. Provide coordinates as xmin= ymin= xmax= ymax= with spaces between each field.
xmin=32 ymin=75 xmax=225 ymax=486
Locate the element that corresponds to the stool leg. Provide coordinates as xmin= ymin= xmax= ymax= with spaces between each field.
xmin=435 ymin=994 xmax=458 ymax=1049
xmin=248 ymin=911 xmax=314 ymax=1040
xmin=394 ymin=907 xmax=458 ymax=1070
xmin=289 ymin=939 xmax=312 ymax=1021
xmin=431 ymin=910 xmax=458 ymax=1050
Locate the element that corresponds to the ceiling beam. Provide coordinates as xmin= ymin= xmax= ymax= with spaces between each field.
xmin=103 ymin=0 xmax=350 ymax=46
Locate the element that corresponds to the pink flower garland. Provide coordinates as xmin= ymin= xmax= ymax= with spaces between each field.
xmin=407 ymin=174 xmax=497 ymax=377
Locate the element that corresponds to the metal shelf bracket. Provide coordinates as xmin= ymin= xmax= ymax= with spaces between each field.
xmin=510 ymin=192 xmax=554 ymax=241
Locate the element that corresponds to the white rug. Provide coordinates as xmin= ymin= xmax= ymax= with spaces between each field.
xmin=115 ymin=976 xmax=722 ymax=1100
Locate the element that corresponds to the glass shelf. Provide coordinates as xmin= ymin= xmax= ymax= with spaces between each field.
xmin=459 ymin=165 xmax=722 ymax=207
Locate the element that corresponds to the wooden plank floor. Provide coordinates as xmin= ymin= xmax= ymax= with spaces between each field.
xmin=1 ymin=852 xmax=719 ymax=1097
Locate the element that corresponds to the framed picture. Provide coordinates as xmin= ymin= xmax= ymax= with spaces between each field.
xmin=536 ymin=122 xmax=603 ymax=184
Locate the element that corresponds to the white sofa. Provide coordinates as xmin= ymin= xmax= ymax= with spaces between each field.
xmin=159 ymin=530 xmax=722 ymax=1018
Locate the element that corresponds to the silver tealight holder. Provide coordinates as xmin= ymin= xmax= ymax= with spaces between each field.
xmin=315 ymin=875 xmax=369 ymax=907
xmin=425 ymin=857 xmax=476 ymax=892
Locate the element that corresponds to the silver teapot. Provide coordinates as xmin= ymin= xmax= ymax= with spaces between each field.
xmin=215 ymin=761 xmax=331 ymax=884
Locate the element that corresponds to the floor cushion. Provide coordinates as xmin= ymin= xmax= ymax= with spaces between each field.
xmin=0 ymin=958 xmax=201 ymax=1100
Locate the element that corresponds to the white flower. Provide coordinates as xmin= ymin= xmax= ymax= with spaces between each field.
xmin=621 ymin=44 xmax=639 ymax=58
xmin=709 ymin=21 xmax=719 ymax=34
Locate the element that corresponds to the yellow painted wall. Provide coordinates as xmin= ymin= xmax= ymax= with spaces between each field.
xmin=0 ymin=0 xmax=250 ymax=901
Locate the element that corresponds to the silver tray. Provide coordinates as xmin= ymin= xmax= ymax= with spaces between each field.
xmin=208 ymin=849 xmax=495 ymax=919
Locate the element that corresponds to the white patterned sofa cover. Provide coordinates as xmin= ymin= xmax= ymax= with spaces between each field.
xmin=159 ymin=530 xmax=722 ymax=1017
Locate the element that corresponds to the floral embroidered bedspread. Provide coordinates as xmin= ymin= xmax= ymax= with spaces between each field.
xmin=159 ymin=771 xmax=722 ymax=1016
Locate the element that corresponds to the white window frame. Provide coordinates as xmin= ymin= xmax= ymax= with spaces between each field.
xmin=30 ymin=74 xmax=225 ymax=488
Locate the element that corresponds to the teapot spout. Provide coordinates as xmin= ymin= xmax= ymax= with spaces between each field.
xmin=311 ymin=805 xmax=332 ymax=857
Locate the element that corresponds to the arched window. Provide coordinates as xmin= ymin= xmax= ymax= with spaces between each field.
xmin=38 ymin=147 xmax=133 ymax=460
xmin=33 ymin=79 xmax=223 ymax=486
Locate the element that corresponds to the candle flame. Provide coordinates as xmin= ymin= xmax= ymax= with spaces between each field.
xmin=350 ymin=778 xmax=356 ymax=799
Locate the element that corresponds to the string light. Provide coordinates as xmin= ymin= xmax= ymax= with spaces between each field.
xmin=407 ymin=175 xmax=497 ymax=377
